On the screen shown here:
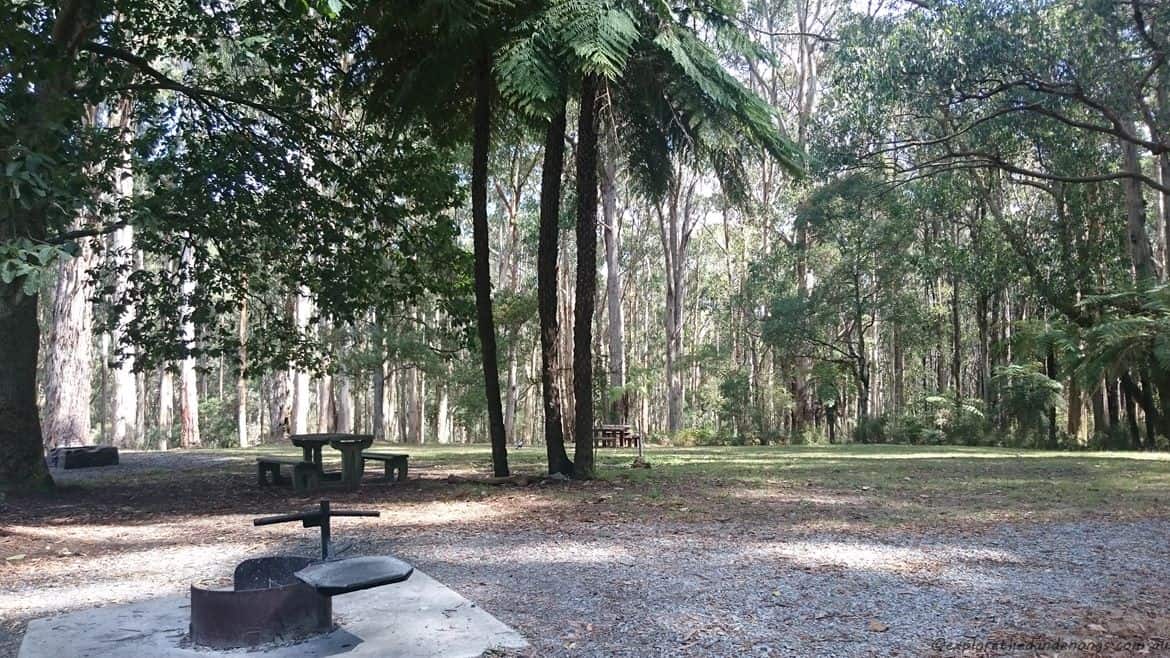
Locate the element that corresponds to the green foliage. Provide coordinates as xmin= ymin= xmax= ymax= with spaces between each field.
xmin=0 ymin=239 xmax=77 ymax=297
xmin=853 ymin=416 xmax=887 ymax=444
xmin=1058 ymin=286 xmax=1170 ymax=386
xmin=991 ymin=364 xmax=1062 ymax=445
xmin=923 ymin=395 xmax=992 ymax=446
xmin=790 ymin=426 xmax=829 ymax=446
xmin=885 ymin=414 xmax=940 ymax=446
xmin=198 ymin=397 xmax=239 ymax=449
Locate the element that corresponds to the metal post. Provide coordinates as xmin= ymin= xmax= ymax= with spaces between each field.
xmin=319 ymin=500 xmax=331 ymax=560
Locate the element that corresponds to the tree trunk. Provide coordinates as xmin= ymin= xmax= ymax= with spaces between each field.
xmin=500 ymin=170 xmax=524 ymax=445
xmin=1 ymin=0 xmax=102 ymax=489
xmin=1121 ymin=123 xmax=1158 ymax=281
xmin=292 ymin=291 xmax=312 ymax=434
xmin=336 ymin=375 xmax=353 ymax=433
xmin=471 ymin=50 xmax=509 ymax=476
xmin=159 ymin=367 xmax=174 ymax=449
xmin=892 ymin=325 xmax=905 ymax=414
xmin=976 ymin=291 xmax=990 ymax=404
xmin=109 ymin=99 xmax=138 ymax=448
xmin=43 ymin=226 xmax=97 ymax=449
xmin=1140 ymin=369 xmax=1156 ymax=449
xmin=1106 ymin=376 xmax=1121 ymax=430
xmin=538 ymin=101 xmax=572 ymax=475
xmin=396 ymin=368 xmax=409 ymax=441
xmin=559 ymin=237 xmax=576 ymax=442
xmin=1067 ymin=377 xmax=1082 ymax=443
xmin=1045 ymin=344 xmax=1058 ymax=448
xmin=373 ymin=358 xmax=385 ymax=440
xmin=0 ymin=288 xmax=53 ymax=489
xmin=318 ymin=370 xmax=334 ymax=433
xmin=1085 ymin=381 xmax=1104 ymax=437
xmin=950 ymin=270 xmax=962 ymax=397
xmin=266 ymin=369 xmax=289 ymax=442
xmin=1159 ymin=153 xmax=1170 ymax=277
xmin=403 ymin=368 xmax=418 ymax=441
xmin=1123 ymin=379 xmax=1141 ymax=448
xmin=504 ymin=345 xmax=518 ymax=440
xmin=572 ymin=73 xmax=602 ymax=479
xmin=437 ymin=380 xmax=452 ymax=444
xmin=178 ymin=242 xmax=201 ymax=448
xmin=1091 ymin=383 xmax=1107 ymax=439
xmin=236 ymin=295 xmax=248 ymax=447
xmin=601 ymin=123 xmax=627 ymax=424
xmin=658 ymin=173 xmax=695 ymax=435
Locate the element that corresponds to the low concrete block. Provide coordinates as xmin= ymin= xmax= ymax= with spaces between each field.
xmin=47 ymin=446 xmax=119 ymax=470
xmin=18 ymin=569 xmax=527 ymax=658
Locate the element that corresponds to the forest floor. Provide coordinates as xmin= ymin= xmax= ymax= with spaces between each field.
xmin=3 ymin=444 xmax=1170 ymax=657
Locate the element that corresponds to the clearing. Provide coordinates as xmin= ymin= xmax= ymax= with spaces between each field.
xmin=3 ymin=444 xmax=1169 ymax=657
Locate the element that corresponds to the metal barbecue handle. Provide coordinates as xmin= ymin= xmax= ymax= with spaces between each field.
xmin=253 ymin=500 xmax=380 ymax=560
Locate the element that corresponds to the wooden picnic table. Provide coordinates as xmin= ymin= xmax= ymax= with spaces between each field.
xmin=592 ymin=424 xmax=641 ymax=449
xmin=289 ymin=433 xmax=374 ymax=490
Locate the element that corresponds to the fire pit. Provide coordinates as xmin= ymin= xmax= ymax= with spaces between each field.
xmin=189 ymin=500 xmax=413 ymax=650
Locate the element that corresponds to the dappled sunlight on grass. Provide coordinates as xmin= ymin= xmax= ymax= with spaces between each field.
xmin=729 ymin=488 xmax=865 ymax=507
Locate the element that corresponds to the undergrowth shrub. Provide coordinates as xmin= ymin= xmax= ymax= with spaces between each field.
xmin=853 ymin=416 xmax=887 ymax=443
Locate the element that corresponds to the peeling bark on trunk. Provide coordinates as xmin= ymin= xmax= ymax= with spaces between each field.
xmin=178 ymin=242 xmax=201 ymax=448
xmin=43 ymin=226 xmax=97 ymax=449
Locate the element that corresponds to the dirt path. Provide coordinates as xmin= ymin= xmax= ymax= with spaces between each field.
xmin=3 ymin=450 xmax=1169 ymax=657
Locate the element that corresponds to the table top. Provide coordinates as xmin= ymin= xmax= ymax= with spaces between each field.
xmin=290 ymin=433 xmax=374 ymax=447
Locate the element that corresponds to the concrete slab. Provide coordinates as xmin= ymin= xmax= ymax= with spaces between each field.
xmin=18 ymin=569 xmax=527 ymax=658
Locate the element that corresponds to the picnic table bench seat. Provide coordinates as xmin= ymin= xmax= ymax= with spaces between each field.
xmin=361 ymin=452 xmax=409 ymax=482
xmin=256 ymin=455 xmax=320 ymax=493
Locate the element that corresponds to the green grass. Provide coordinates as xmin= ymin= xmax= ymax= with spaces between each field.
xmin=385 ymin=443 xmax=1170 ymax=527
xmin=44 ymin=443 xmax=1170 ymax=532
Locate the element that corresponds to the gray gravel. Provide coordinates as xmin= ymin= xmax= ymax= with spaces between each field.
xmin=373 ymin=517 xmax=1170 ymax=657
xmin=48 ymin=449 xmax=259 ymax=482
xmin=6 ymin=453 xmax=1170 ymax=657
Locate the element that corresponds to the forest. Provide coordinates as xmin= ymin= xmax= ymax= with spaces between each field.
xmin=3 ymin=0 xmax=1170 ymax=491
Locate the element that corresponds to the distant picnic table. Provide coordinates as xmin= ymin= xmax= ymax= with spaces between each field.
xmin=592 ymin=424 xmax=641 ymax=449
xmin=256 ymin=433 xmax=407 ymax=493
xmin=290 ymin=433 xmax=373 ymax=489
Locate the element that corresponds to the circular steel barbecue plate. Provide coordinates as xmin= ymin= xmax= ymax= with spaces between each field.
xmin=295 ymin=556 xmax=413 ymax=596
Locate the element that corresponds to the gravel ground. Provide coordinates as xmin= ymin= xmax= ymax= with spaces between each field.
xmin=4 ymin=452 xmax=1169 ymax=657
xmin=379 ymin=517 xmax=1170 ymax=657
xmin=48 ymin=449 xmax=262 ymax=480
